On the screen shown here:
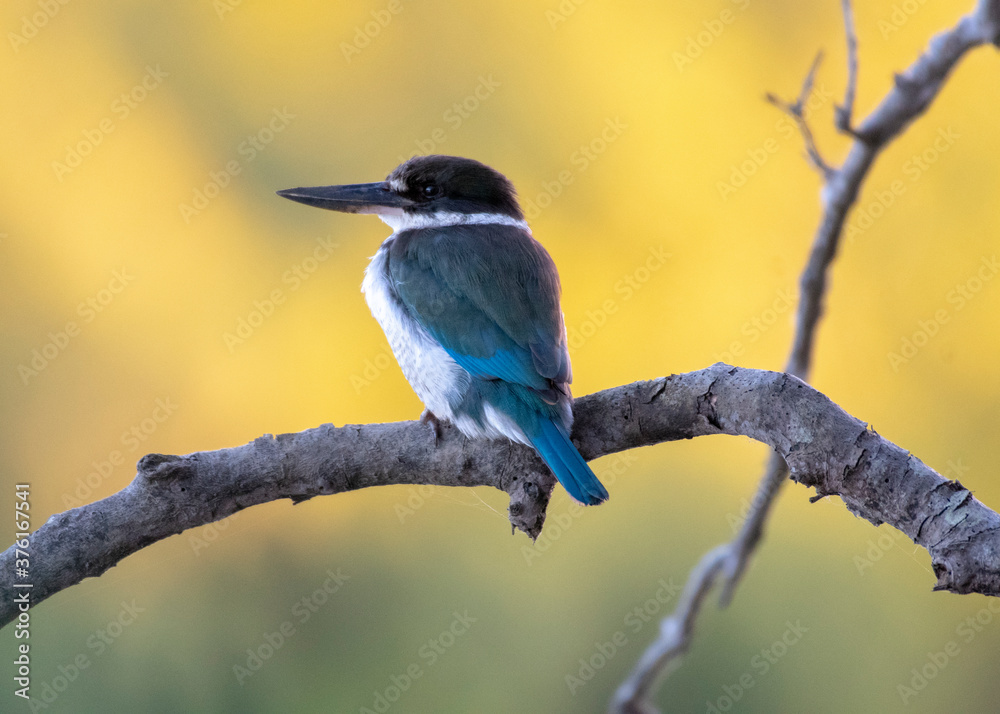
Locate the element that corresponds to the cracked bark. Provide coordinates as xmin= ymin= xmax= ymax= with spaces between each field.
xmin=2 ymin=364 xmax=998 ymax=628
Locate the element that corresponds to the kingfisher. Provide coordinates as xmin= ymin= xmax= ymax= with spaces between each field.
xmin=277 ymin=155 xmax=609 ymax=505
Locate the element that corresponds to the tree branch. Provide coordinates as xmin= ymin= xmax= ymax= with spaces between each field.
xmin=613 ymin=1 xmax=1000 ymax=710
xmin=3 ymin=365 xmax=999 ymax=628
xmin=788 ymin=0 xmax=997 ymax=378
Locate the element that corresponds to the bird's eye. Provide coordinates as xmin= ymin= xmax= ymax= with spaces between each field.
xmin=422 ymin=183 xmax=439 ymax=198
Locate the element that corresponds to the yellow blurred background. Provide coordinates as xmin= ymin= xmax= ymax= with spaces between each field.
xmin=2 ymin=0 xmax=999 ymax=712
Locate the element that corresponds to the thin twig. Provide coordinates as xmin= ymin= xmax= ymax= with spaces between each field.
xmin=835 ymin=0 xmax=860 ymax=134
xmin=766 ymin=52 xmax=834 ymax=177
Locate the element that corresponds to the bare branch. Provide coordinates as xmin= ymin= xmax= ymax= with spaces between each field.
xmin=613 ymin=1 xmax=1000 ymax=711
xmin=788 ymin=2 xmax=991 ymax=376
xmin=3 ymin=365 xmax=1000 ymax=628
xmin=718 ymin=452 xmax=787 ymax=605
xmin=613 ymin=545 xmax=729 ymax=712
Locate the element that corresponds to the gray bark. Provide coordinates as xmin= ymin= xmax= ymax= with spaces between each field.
xmin=2 ymin=364 xmax=997 ymax=627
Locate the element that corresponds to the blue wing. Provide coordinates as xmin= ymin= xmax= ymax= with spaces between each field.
xmin=384 ymin=223 xmax=609 ymax=505
xmin=385 ymin=223 xmax=571 ymax=397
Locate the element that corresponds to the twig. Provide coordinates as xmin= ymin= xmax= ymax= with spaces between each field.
xmin=766 ymin=52 xmax=834 ymax=177
xmin=835 ymin=0 xmax=860 ymax=134
xmin=611 ymin=1 xmax=1000 ymax=711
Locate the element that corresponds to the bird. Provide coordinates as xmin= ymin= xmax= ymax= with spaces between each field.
xmin=277 ymin=155 xmax=609 ymax=505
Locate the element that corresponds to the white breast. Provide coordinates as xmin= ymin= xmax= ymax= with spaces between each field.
xmin=361 ymin=241 xmax=472 ymax=426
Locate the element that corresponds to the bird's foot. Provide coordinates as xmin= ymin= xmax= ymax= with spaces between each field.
xmin=420 ymin=410 xmax=444 ymax=444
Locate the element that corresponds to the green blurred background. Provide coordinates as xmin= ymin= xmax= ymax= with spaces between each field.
xmin=2 ymin=0 xmax=999 ymax=712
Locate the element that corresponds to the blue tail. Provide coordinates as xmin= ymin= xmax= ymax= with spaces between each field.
xmin=528 ymin=418 xmax=609 ymax=505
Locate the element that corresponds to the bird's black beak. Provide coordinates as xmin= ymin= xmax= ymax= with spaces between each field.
xmin=276 ymin=182 xmax=415 ymax=215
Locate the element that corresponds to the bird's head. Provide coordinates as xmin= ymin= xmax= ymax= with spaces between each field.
xmin=277 ymin=155 xmax=523 ymax=231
